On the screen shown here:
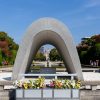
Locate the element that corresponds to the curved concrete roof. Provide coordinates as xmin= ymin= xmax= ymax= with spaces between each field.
xmin=12 ymin=17 xmax=83 ymax=80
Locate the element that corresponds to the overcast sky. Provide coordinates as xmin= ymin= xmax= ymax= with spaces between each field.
xmin=0 ymin=0 xmax=100 ymax=49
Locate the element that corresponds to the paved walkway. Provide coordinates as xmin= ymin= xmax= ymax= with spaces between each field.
xmin=83 ymin=72 xmax=100 ymax=81
xmin=0 ymin=72 xmax=12 ymax=81
xmin=0 ymin=72 xmax=100 ymax=81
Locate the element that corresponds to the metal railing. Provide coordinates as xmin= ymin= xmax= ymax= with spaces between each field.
xmin=20 ymin=73 xmax=77 ymax=80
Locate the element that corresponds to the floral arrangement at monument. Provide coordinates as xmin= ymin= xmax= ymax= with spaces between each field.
xmin=14 ymin=78 xmax=45 ymax=89
xmin=14 ymin=78 xmax=81 ymax=89
xmin=15 ymin=78 xmax=81 ymax=99
xmin=47 ymin=79 xmax=81 ymax=89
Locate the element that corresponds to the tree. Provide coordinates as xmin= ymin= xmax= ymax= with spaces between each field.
xmin=0 ymin=32 xmax=7 ymax=41
xmin=95 ymin=43 xmax=100 ymax=60
xmin=9 ymin=50 xmax=17 ymax=64
xmin=0 ymin=31 xmax=19 ymax=65
xmin=34 ymin=52 xmax=46 ymax=61
xmin=0 ymin=49 xmax=2 ymax=66
xmin=77 ymin=34 xmax=100 ymax=65
xmin=49 ymin=48 xmax=62 ymax=61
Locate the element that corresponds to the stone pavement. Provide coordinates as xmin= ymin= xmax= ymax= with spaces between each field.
xmin=1 ymin=72 xmax=100 ymax=81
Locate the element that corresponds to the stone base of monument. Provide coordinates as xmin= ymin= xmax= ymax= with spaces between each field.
xmin=16 ymin=89 xmax=80 ymax=100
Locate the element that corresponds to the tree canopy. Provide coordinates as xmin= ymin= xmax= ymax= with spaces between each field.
xmin=34 ymin=51 xmax=46 ymax=61
xmin=49 ymin=48 xmax=62 ymax=61
xmin=77 ymin=34 xmax=100 ymax=65
xmin=0 ymin=31 xmax=19 ymax=66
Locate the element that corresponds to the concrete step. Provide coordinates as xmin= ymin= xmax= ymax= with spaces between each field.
xmin=0 ymin=90 xmax=9 ymax=96
xmin=0 ymin=97 xmax=10 ymax=100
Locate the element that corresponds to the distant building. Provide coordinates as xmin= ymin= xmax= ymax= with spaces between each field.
xmin=44 ymin=48 xmax=50 ymax=61
xmin=82 ymin=37 xmax=90 ymax=40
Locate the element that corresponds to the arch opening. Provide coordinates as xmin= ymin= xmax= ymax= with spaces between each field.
xmin=25 ymin=30 xmax=76 ymax=74
xmin=27 ymin=44 xmax=66 ymax=77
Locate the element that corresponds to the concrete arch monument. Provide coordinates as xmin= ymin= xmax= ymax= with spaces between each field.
xmin=12 ymin=17 xmax=83 ymax=80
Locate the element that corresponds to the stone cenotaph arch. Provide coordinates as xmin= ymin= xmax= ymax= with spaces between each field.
xmin=12 ymin=17 xmax=83 ymax=80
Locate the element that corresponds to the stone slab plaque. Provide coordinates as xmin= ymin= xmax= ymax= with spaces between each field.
xmin=16 ymin=89 xmax=23 ymax=98
xmin=43 ymin=89 xmax=53 ymax=98
xmin=72 ymin=89 xmax=79 ymax=98
xmin=40 ymin=68 xmax=56 ymax=78
xmin=54 ymin=89 xmax=71 ymax=98
xmin=24 ymin=89 xmax=41 ymax=98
